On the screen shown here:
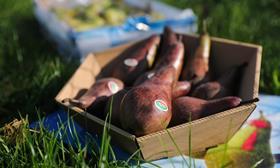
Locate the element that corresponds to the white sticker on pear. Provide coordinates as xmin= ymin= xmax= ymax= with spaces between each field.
xmin=154 ymin=99 xmax=168 ymax=112
xmin=147 ymin=72 xmax=155 ymax=79
xmin=124 ymin=58 xmax=138 ymax=67
xmin=108 ymin=81 xmax=119 ymax=94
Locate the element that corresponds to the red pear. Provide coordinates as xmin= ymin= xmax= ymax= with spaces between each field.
xmin=97 ymin=35 xmax=160 ymax=85
xmin=134 ymin=40 xmax=184 ymax=85
xmin=191 ymin=82 xmax=221 ymax=100
xmin=120 ymin=66 xmax=176 ymax=136
xmin=155 ymin=41 xmax=185 ymax=80
xmin=133 ymin=71 xmax=155 ymax=86
xmin=172 ymin=81 xmax=191 ymax=98
xmin=86 ymin=98 xmax=108 ymax=120
xmin=181 ymin=21 xmax=211 ymax=85
xmin=155 ymin=27 xmax=184 ymax=81
xmin=105 ymin=89 xmax=128 ymax=127
xmin=191 ymin=63 xmax=247 ymax=99
xmin=158 ymin=26 xmax=179 ymax=60
xmin=63 ymin=78 xmax=124 ymax=110
xmin=170 ymin=96 xmax=241 ymax=126
xmin=134 ymin=73 xmax=190 ymax=99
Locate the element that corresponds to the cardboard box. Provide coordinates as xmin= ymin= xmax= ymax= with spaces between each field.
xmin=55 ymin=34 xmax=262 ymax=160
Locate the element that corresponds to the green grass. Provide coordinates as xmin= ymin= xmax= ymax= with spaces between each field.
xmin=0 ymin=0 xmax=278 ymax=166
xmin=0 ymin=116 xmax=136 ymax=167
xmin=0 ymin=0 xmax=78 ymax=125
xmin=0 ymin=106 xmax=146 ymax=167
xmin=0 ymin=117 xmax=98 ymax=167
xmin=0 ymin=109 xmax=169 ymax=167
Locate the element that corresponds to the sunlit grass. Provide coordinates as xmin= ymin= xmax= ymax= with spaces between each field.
xmin=0 ymin=0 xmax=78 ymax=125
xmin=0 ymin=116 xmax=97 ymax=167
xmin=0 ymin=111 xmax=140 ymax=167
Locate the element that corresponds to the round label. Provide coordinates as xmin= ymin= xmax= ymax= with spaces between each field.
xmin=147 ymin=72 xmax=155 ymax=79
xmin=124 ymin=58 xmax=138 ymax=67
xmin=108 ymin=81 xmax=119 ymax=94
xmin=154 ymin=99 xmax=168 ymax=112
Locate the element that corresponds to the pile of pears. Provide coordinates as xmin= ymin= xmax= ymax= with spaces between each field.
xmin=52 ymin=0 xmax=164 ymax=31
xmin=64 ymin=26 xmax=247 ymax=136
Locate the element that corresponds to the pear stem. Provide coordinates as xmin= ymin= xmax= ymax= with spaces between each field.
xmin=202 ymin=19 xmax=208 ymax=34
xmin=239 ymin=98 xmax=259 ymax=106
xmin=62 ymin=98 xmax=82 ymax=107
xmin=259 ymin=110 xmax=266 ymax=120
